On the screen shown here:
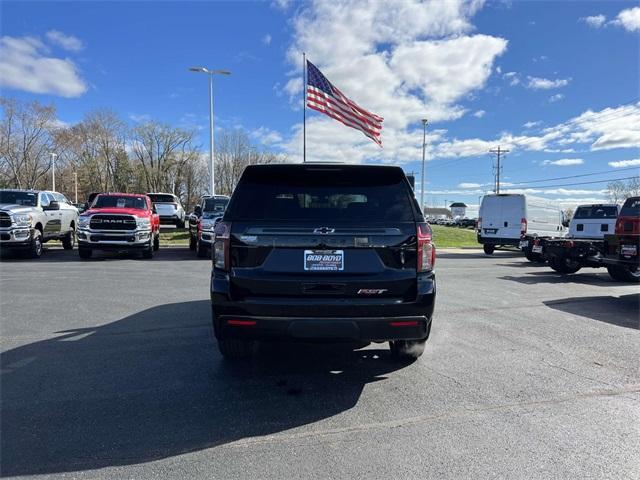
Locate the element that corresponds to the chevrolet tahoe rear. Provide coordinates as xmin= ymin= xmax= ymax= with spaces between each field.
xmin=210 ymin=164 xmax=436 ymax=361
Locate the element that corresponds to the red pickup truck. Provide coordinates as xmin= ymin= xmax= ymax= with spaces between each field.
xmin=603 ymin=196 xmax=639 ymax=282
xmin=77 ymin=193 xmax=160 ymax=259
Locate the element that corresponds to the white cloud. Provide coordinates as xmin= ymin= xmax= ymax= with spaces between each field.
xmin=503 ymin=71 xmax=520 ymax=86
xmin=523 ymin=120 xmax=542 ymax=128
xmin=542 ymin=158 xmax=584 ymax=166
xmin=281 ymin=0 xmax=507 ymax=161
xmin=527 ymin=76 xmax=571 ymax=90
xmin=612 ymin=7 xmax=640 ymax=32
xmin=608 ymin=158 xmax=640 ymax=168
xmin=581 ymin=15 xmax=606 ymax=28
xmin=458 ymin=182 xmax=483 ymax=188
xmin=250 ymin=126 xmax=283 ymax=145
xmin=45 ymin=30 xmax=83 ymax=51
xmin=129 ymin=113 xmax=152 ymax=123
xmin=262 ymin=34 xmax=272 ymax=45
xmin=549 ymin=93 xmax=564 ymax=103
xmin=473 ymin=110 xmax=485 ymax=118
xmin=0 ymin=35 xmax=87 ymax=97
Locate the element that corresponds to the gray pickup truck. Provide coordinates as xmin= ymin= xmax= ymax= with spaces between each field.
xmin=0 ymin=189 xmax=79 ymax=258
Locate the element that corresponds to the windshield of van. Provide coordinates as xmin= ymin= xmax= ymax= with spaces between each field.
xmin=227 ymin=167 xmax=415 ymax=222
xmin=574 ymin=206 xmax=618 ymax=219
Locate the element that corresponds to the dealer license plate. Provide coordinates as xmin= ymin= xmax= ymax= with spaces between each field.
xmin=621 ymin=245 xmax=637 ymax=257
xmin=484 ymin=228 xmax=497 ymax=234
xmin=532 ymin=245 xmax=543 ymax=253
xmin=304 ymin=250 xmax=344 ymax=271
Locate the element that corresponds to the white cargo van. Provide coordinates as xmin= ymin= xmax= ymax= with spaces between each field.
xmin=477 ymin=194 xmax=565 ymax=255
xmin=568 ymin=204 xmax=620 ymax=239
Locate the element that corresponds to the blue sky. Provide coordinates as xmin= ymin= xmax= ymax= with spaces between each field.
xmin=1 ymin=0 xmax=639 ymax=212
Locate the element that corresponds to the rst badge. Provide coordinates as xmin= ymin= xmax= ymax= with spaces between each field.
xmin=357 ymin=289 xmax=388 ymax=295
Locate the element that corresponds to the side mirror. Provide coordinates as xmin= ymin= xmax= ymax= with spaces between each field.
xmin=194 ymin=205 xmax=202 ymax=217
xmin=44 ymin=201 xmax=60 ymax=211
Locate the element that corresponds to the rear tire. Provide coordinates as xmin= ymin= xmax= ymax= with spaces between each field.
xmin=525 ymin=251 xmax=545 ymax=263
xmin=218 ymin=338 xmax=254 ymax=360
xmin=78 ymin=247 xmax=92 ymax=259
xmin=607 ymin=265 xmax=640 ymax=283
xmin=29 ymin=230 xmax=43 ymax=258
xmin=62 ymin=228 xmax=75 ymax=250
xmin=483 ymin=244 xmax=495 ymax=255
xmin=197 ymin=239 xmax=208 ymax=258
xmin=548 ymin=257 xmax=581 ymax=274
xmin=389 ymin=339 xmax=426 ymax=361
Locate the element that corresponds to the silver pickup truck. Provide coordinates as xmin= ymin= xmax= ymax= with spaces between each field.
xmin=0 ymin=189 xmax=79 ymax=258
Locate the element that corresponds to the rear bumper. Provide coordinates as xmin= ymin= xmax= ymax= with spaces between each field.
xmin=477 ymin=235 xmax=520 ymax=246
xmin=211 ymin=271 xmax=436 ymax=342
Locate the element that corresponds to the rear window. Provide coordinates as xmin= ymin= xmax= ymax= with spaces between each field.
xmin=147 ymin=194 xmax=175 ymax=203
xmin=227 ymin=166 xmax=415 ymax=222
xmin=620 ymin=198 xmax=640 ymax=217
xmin=574 ymin=206 xmax=618 ymax=219
xmin=94 ymin=195 xmax=147 ymax=210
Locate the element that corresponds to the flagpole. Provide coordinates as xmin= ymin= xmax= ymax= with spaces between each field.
xmin=303 ymin=52 xmax=306 ymax=163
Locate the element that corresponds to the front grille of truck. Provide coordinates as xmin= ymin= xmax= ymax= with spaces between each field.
xmin=90 ymin=214 xmax=137 ymax=231
xmin=0 ymin=212 xmax=11 ymax=228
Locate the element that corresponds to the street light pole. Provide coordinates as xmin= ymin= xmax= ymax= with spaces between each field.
xmin=73 ymin=172 xmax=78 ymax=204
xmin=420 ymin=118 xmax=428 ymax=213
xmin=49 ymin=153 xmax=57 ymax=191
xmin=189 ymin=67 xmax=231 ymax=196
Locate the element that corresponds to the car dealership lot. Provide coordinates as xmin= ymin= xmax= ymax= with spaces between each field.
xmin=1 ymin=248 xmax=638 ymax=479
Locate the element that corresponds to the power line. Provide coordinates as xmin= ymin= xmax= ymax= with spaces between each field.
xmin=506 ymin=165 xmax=640 ymax=185
xmin=503 ymin=175 xmax=639 ymax=190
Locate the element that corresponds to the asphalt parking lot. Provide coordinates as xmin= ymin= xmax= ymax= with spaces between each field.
xmin=1 ymin=247 xmax=638 ymax=479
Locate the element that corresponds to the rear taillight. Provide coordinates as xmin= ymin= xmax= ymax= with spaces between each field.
xmin=616 ymin=217 xmax=640 ymax=235
xmin=417 ymin=222 xmax=435 ymax=272
xmin=477 ymin=217 xmax=482 ymax=230
xmin=521 ymin=217 xmax=527 ymax=235
xmin=213 ymin=221 xmax=231 ymax=270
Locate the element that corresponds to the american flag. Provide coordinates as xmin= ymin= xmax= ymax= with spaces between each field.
xmin=306 ymin=60 xmax=383 ymax=146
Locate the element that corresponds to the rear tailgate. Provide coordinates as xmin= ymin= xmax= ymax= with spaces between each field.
xmin=222 ymin=164 xmax=421 ymax=302
xmin=229 ymin=221 xmax=417 ymax=300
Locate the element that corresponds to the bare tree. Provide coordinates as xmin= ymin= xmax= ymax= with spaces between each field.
xmin=214 ymin=129 xmax=285 ymax=196
xmin=0 ymin=97 xmax=57 ymax=189
xmin=131 ymin=121 xmax=198 ymax=193
xmin=608 ymin=177 xmax=640 ymax=203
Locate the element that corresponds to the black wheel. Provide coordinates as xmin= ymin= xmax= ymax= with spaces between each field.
xmin=29 ymin=230 xmax=43 ymax=258
xmin=197 ymin=239 xmax=208 ymax=258
xmin=153 ymin=233 xmax=160 ymax=251
xmin=217 ymin=338 xmax=254 ymax=360
xmin=177 ymin=220 xmax=185 ymax=229
xmin=483 ymin=244 xmax=495 ymax=255
xmin=142 ymin=239 xmax=154 ymax=259
xmin=548 ymin=257 xmax=581 ymax=274
xmin=78 ymin=247 xmax=92 ymax=259
xmin=607 ymin=265 xmax=640 ymax=283
xmin=525 ymin=251 xmax=545 ymax=263
xmin=189 ymin=234 xmax=197 ymax=251
xmin=62 ymin=228 xmax=75 ymax=250
xmin=389 ymin=339 xmax=426 ymax=362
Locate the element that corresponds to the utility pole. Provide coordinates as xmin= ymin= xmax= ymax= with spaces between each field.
xmin=420 ymin=118 xmax=428 ymax=212
xmin=489 ymin=146 xmax=509 ymax=194
xmin=49 ymin=153 xmax=57 ymax=191
xmin=73 ymin=172 xmax=78 ymax=204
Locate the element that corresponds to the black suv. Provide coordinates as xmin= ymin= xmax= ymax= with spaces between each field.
xmin=210 ymin=164 xmax=436 ymax=361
